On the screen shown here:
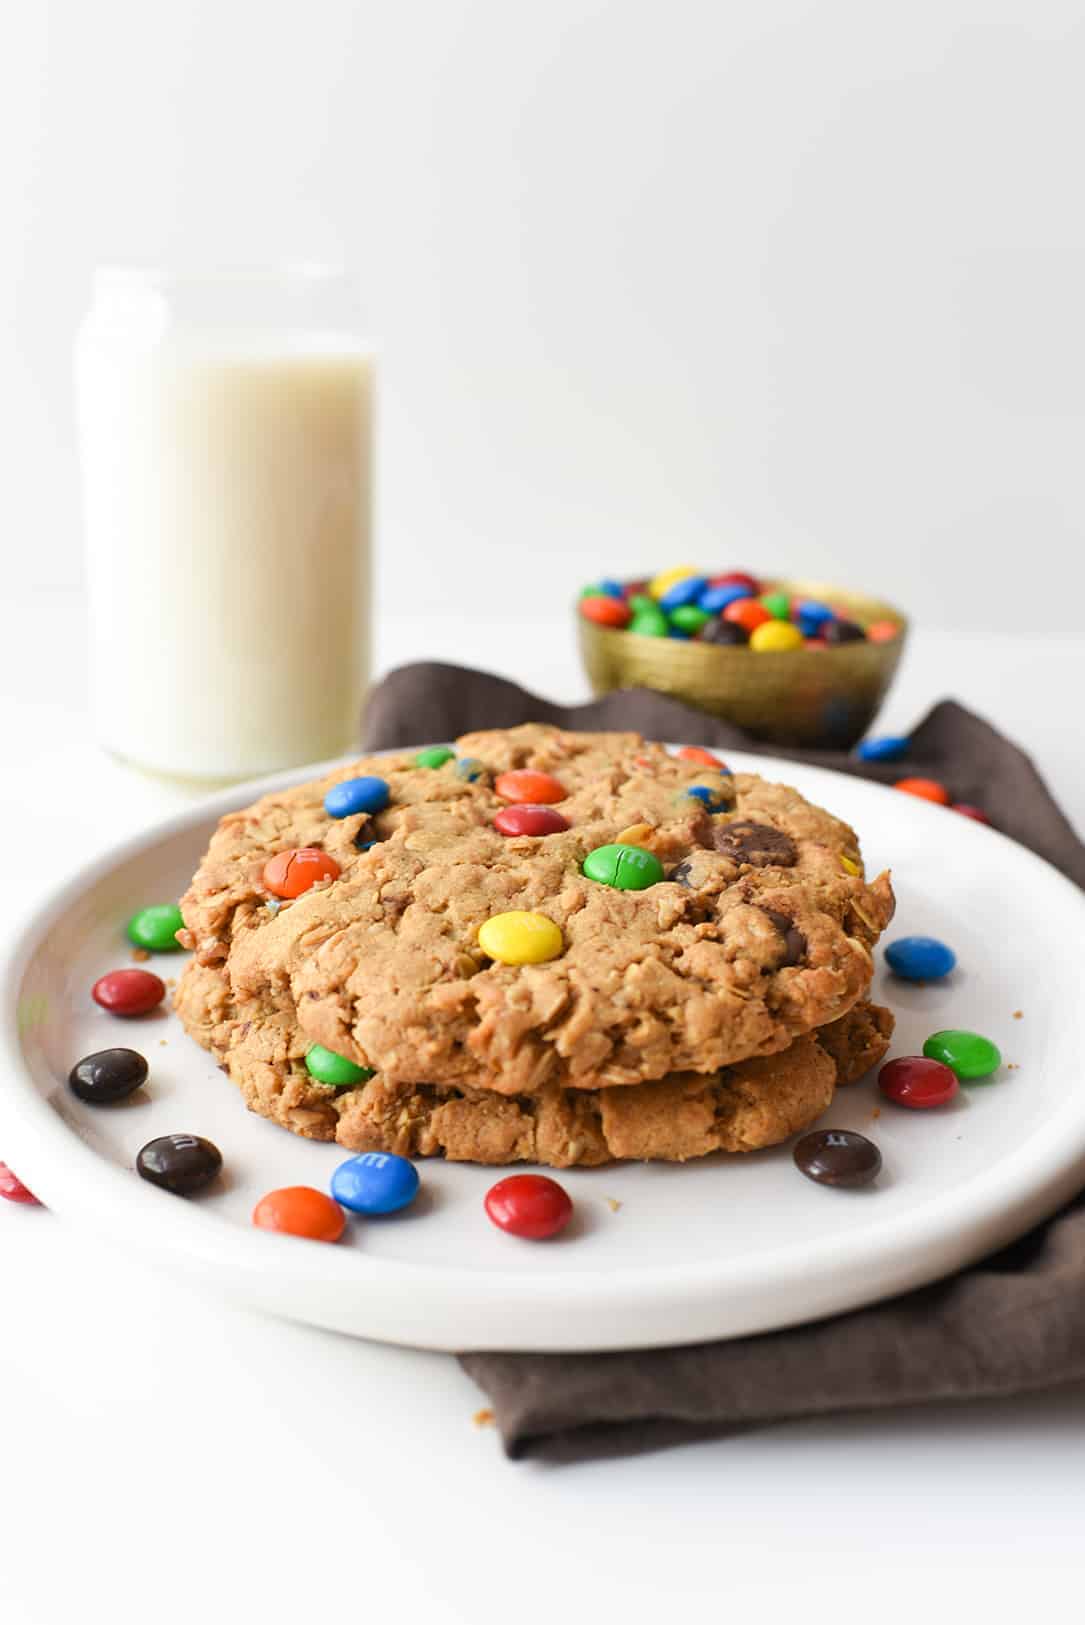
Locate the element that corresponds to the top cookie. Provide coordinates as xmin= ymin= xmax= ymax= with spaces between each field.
xmin=177 ymin=724 xmax=894 ymax=1094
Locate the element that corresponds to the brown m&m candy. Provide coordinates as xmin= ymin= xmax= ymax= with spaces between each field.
xmin=794 ymin=1129 xmax=882 ymax=1188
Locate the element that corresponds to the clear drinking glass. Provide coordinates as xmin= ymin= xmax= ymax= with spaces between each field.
xmin=75 ymin=265 xmax=373 ymax=780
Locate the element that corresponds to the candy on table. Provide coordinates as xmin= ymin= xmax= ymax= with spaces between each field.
xmin=893 ymin=777 xmax=951 ymax=806
xmin=579 ymin=594 xmax=632 ymax=629
xmin=91 ymin=967 xmax=166 ymax=1017
xmin=0 ymin=1162 xmax=40 ymax=1205
xmin=453 ymin=757 xmax=490 ymax=783
xmin=478 ymin=911 xmax=564 ymax=965
xmin=136 ymin=1134 xmax=223 ymax=1196
xmin=866 ymin=620 xmax=900 ymax=642
xmin=878 ymin=1055 xmax=959 ymax=1109
xmin=699 ymin=617 xmax=748 ymax=646
xmin=493 ymin=804 xmax=570 ymax=837
xmin=304 ymin=1044 xmax=374 ymax=1088
xmin=648 ymin=565 xmax=700 ymax=600
xmin=952 ymin=803 xmax=991 ymax=824
xmin=676 ymin=746 xmax=727 ymax=767
xmin=668 ymin=603 xmax=712 ymax=635
xmin=923 ymin=1029 xmax=1001 ymax=1081
xmin=856 ymin=734 xmax=909 ymax=763
xmin=582 ymin=843 xmax=665 ymax=891
xmin=699 ymin=582 xmax=753 ymax=615
xmin=331 ymin=1151 xmax=420 ymax=1215
xmin=126 ymin=903 xmax=186 ymax=953
xmin=885 ymin=936 xmax=956 ymax=981
xmin=324 ymin=775 xmax=390 ymax=818
xmin=793 ymin=1129 xmax=882 ymax=1188
xmin=723 ymin=597 xmax=773 ymax=633
xmin=494 ymin=769 xmax=567 ymax=805
xmin=415 ymin=745 xmax=456 ymax=769
xmin=749 ymin=620 xmax=804 ymax=652
xmin=659 ymin=575 xmax=709 ymax=611
xmin=69 ymin=1047 xmax=149 ymax=1103
xmin=252 ymin=1186 xmax=346 ymax=1243
xmin=484 ymin=1173 xmax=573 ymax=1239
xmin=822 ymin=618 xmax=866 ymax=644
xmin=759 ymin=591 xmax=791 ymax=621
xmin=262 ymin=847 xmax=341 ymax=898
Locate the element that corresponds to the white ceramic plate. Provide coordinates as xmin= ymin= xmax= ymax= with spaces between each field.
xmin=2 ymin=749 xmax=1084 ymax=1352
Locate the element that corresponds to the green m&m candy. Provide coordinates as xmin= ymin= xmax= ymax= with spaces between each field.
xmin=415 ymin=746 xmax=455 ymax=769
xmin=669 ymin=604 xmax=712 ymax=635
xmin=126 ymin=903 xmax=186 ymax=953
xmin=304 ymin=1045 xmax=375 ymax=1088
xmin=629 ymin=600 xmax=669 ymax=637
xmin=922 ymin=1029 xmax=1002 ymax=1081
xmin=582 ymin=843 xmax=665 ymax=891
xmin=760 ymin=591 xmax=791 ymax=621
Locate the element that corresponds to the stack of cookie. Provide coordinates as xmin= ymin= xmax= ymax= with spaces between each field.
xmin=175 ymin=725 xmax=896 ymax=1167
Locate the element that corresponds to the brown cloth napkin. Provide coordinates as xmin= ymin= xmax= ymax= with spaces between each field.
xmin=362 ymin=662 xmax=1085 ymax=1460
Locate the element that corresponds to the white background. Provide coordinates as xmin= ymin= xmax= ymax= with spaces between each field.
xmin=5 ymin=0 xmax=1085 ymax=629
xmin=3 ymin=7 xmax=1085 ymax=1622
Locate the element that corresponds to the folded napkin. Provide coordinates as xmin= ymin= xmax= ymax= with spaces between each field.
xmin=363 ymin=663 xmax=1085 ymax=1460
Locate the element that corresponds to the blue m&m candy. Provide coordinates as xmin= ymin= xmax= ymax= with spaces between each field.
xmin=598 ymin=577 xmax=625 ymax=599
xmin=856 ymin=735 xmax=910 ymax=763
xmin=794 ymin=599 xmax=834 ymax=627
xmin=677 ymin=782 xmax=731 ymax=813
xmin=659 ymin=575 xmax=708 ymax=611
xmin=885 ymin=936 xmax=957 ymax=982
xmin=331 ymin=1151 xmax=420 ymax=1215
xmin=325 ymin=775 xmax=391 ymax=818
xmin=698 ymin=582 xmax=752 ymax=615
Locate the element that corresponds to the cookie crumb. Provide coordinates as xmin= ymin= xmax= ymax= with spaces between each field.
xmin=131 ymin=947 xmax=150 ymax=963
xmin=472 ymin=1408 xmax=495 ymax=1428
xmin=159 ymin=1039 xmax=168 ymax=1047
xmin=605 ymin=1196 xmax=622 ymax=1213
xmin=1013 ymin=1010 xmax=1023 ymax=1020
xmin=1007 ymin=1062 xmax=1019 ymax=1070
xmin=870 ymin=1106 xmax=881 ymax=1120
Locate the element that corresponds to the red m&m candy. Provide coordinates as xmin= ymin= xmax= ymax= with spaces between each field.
xmin=952 ymin=803 xmax=991 ymax=824
xmin=262 ymin=847 xmax=341 ymax=899
xmin=0 ymin=1162 xmax=41 ymax=1204
xmin=709 ymin=571 xmax=760 ymax=595
xmin=878 ymin=1056 xmax=959 ymax=1109
xmin=579 ymin=596 xmax=632 ymax=629
xmin=723 ymin=598 xmax=772 ymax=633
xmin=91 ymin=968 xmax=166 ymax=1017
xmin=484 ymin=1174 xmax=573 ymax=1239
xmin=494 ymin=770 xmax=567 ymax=805
xmin=493 ymin=805 xmax=570 ymax=837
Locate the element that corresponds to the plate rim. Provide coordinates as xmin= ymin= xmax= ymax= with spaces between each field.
xmin=3 ymin=745 xmax=1085 ymax=1351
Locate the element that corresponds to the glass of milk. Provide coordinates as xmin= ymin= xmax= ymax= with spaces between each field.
xmin=75 ymin=265 xmax=373 ymax=781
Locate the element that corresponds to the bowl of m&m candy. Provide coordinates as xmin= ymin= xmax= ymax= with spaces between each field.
xmin=577 ymin=569 xmax=907 ymax=747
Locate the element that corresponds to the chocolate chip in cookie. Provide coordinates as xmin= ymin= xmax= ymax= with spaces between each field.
xmin=715 ymin=820 xmax=798 ymax=867
xmin=759 ymin=907 xmax=807 ymax=967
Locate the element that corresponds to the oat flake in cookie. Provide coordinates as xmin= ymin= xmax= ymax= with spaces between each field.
xmin=175 ymin=724 xmax=895 ymax=1100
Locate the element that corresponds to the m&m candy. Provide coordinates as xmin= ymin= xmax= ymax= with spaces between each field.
xmin=262 ymin=847 xmax=341 ymax=898
xmin=628 ymin=602 xmax=669 ymax=637
xmin=750 ymin=620 xmax=804 ymax=652
xmin=494 ymin=770 xmax=567 ymax=805
xmin=856 ymin=735 xmax=909 ymax=763
xmin=493 ymin=805 xmax=570 ymax=837
xmin=582 ymin=843 xmax=664 ymax=891
xmin=484 ymin=1174 xmax=573 ymax=1239
xmin=415 ymin=745 xmax=455 ymax=769
xmin=137 ymin=1134 xmax=223 ymax=1196
xmin=453 ymin=758 xmax=490 ymax=783
xmin=676 ymin=746 xmax=726 ymax=767
xmin=794 ymin=1129 xmax=882 ymax=1188
xmin=699 ymin=618 xmax=748 ymax=646
xmin=699 ymin=582 xmax=752 ymax=615
xmin=659 ymin=575 xmax=708 ymax=611
xmin=478 ymin=912 xmax=564 ymax=965
xmin=649 ymin=565 xmax=699 ymax=600
xmin=579 ymin=595 xmax=631 ymax=629
xmin=894 ymin=778 xmax=951 ymax=806
xmin=305 ymin=1045 xmax=374 ymax=1088
xmin=676 ymin=782 xmax=730 ymax=813
xmin=723 ymin=597 xmax=772 ymax=633
xmin=0 ymin=1163 xmax=40 ymax=1205
xmin=69 ymin=1047 xmax=149 ymax=1103
xmin=866 ymin=620 xmax=900 ymax=642
xmin=923 ymin=1029 xmax=1001 ymax=1081
xmin=669 ymin=604 xmax=712 ymax=635
xmin=709 ymin=571 xmax=760 ymax=594
xmin=331 ymin=1152 xmax=420 ymax=1215
xmin=253 ymin=1186 xmax=346 ymax=1243
xmin=878 ymin=1056 xmax=959 ymax=1109
xmin=126 ymin=904 xmax=185 ymax=953
xmin=952 ymin=803 xmax=991 ymax=824
xmin=885 ymin=937 xmax=957 ymax=982
xmin=91 ymin=968 xmax=166 ymax=1017
xmin=759 ymin=591 xmax=791 ymax=621
xmin=324 ymin=776 xmax=390 ymax=818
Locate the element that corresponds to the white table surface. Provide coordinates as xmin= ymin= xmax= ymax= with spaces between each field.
xmin=2 ymin=589 xmax=1083 ymax=1623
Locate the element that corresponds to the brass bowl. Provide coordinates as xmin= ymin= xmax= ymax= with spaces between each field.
xmin=577 ymin=578 xmax=908 ymax=749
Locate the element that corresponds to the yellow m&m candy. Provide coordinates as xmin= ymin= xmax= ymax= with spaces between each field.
xmin=749 ymin=620 xmax=804 ymax=653
xmin=478 ymin=911 xmax=564 ymax=965
xmin=648 ymin=565 xmax=698 ymax=601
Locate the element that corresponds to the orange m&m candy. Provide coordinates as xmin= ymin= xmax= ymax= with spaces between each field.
xmin=723 ymin=598 xmax=772 ymax=633
xmin=866 ymin=620 xmax=900 ymax=643
xmin=894 ymin=778 xmax=951 ymax=806
xmin=252 ymin=1186 xmax=346 ymax=1243
xmin=579 ymin=596 xmax=631 ymax=629
xmin=262 ymin=847 xmax=341 ymax=899
xmin=676 ymin=746 xmax=726 ymax=768
xmin=494 ymin=769 xmax=567 ymax=805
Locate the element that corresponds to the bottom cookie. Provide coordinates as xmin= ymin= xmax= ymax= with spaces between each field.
xmin=178 ymin=962 xmax=893 ymax=1166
